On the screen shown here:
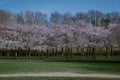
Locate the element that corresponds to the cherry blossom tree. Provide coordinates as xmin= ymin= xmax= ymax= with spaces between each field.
xmin=0 ymin=16 xmax=119 ymax=59
xmin=110 ymin=24 xmax=120 ymax=51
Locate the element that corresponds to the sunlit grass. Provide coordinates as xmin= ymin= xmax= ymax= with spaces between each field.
xmin=0 ymin=62 xmax=120 ymax=74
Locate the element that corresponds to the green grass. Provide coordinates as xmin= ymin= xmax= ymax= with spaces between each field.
xmin=0 ymin=77 xmax=119 ymax=80
xmin=0 ymin=62 xmax=120 ymax=74
xmin=0 ymin=55 xmax=120 ymax=60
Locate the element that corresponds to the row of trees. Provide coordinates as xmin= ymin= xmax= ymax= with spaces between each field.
xmin=0 ymin=22 xmax=120 ymax=59
xmin=0 ymin=9 xmax=120 ymax=59
xmin=0 ymin=9 xmax=120 ymax=27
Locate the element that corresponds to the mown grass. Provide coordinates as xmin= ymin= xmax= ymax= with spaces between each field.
xmin=0 ymin=55 xmax=120 ymax=60
xmin=0 ymin=77 xmax=119 ymax=80
xmin=0 ymin=62 xmax=120 ymax=74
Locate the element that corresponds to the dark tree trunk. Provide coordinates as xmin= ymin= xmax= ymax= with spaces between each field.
xmin=70 ymin=48 xmax=72 ymax=58
xmin=118 ymin=45 xmax=120 ymax=55
xmin=98 ymin=48 xmax=101 ymax=55
xmin=90 ymin=47 xmax=92 ymax=56
xmin=46 ymin=49 xmax=49 ymax=58
xmin=110 ymin=46 xmax=113 ymax=56
xmin=61 ymin=47 xmax=63 ymax=56
xmin=92 ymin=47 xmax=96 ymax=60
xmin=15 ymin=49 xmax=17 ymax=59
xmin=18 ymin=49 xmax=22 ymax=57
xmin=65 ymin=47 xmax=68 ymax=59
xmin=65 ymin=47 xmax=67 ymax=58
xmin=6 ymin=50 xmax=10 ymax=59
xmin=52 ymin=48 xmax=54 ymax=56
xmin=55 ymin=47 xmax=58 ymax=56
xmin=77 ymin=46 xmax=79 ymax=55
xmin=80 ymin=48 xmax=83 ymax=56
xmin=25 ymin=49 xmax=28 ymax=59
xmin=106 ymin=46 xmax=109 ymax=59
xmin=41 ymin=50 xmax=43 ymax=59
xmin=68 ymin=48 xmax=70 ymax=58
xmin=87 ymin=47 xmax=89 ymax=57
xmin=0 ymin=50 xmax=2 ymax=58
xmin=28 ymin=48 xmax=31 ymax=58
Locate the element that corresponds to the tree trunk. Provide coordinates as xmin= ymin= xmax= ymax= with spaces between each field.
xmin=77 ymin=46 xmax=79 ymax=55
xmin=25 ymin=50 xmax=28 ymax=59
xmin=118 ymin=46 xmax=120 ymax=55
xmin=0 ymin=50 xmax=2 ymax=58
xmin=6 ymin=50 xmax=10 ymax=59
xmin=19 ymin=49 xmax=22 ymax=57
xmin=46 ymin=49 xmax=49 ymax=58
xmin=68 ymin=48 xmax=71 ymax=58
xmin=90 ymin=47 xmax=92 ymax=56
xmin=55 ymin=47 xmax=58 ymax=56
xmin=65 ymin=47 xmax=68 ymax=59
xmin=98 ymin=48 xmax=101 ymax=55
xmin=61 ymin=47 xmax=63 ymax=56
xmin=92 ymin=47 xmax=96 ymax=60
xmin=81 ymin=48 xmax=84 ymax=56
xmin=52 ymin=48 xmax=54 ymax=56
xmin=15 ymin=50 xmax=17 ymax=59
xmin=106 ymin=46 xmax=109 ymax=59
xmin=70 ymin=48 xmax=72 ymax=58
xmin=110 ymin=46 xmax=113 ymax=56
xmin=28 ymin=48 xmax=31 ymax=58
xmin=41 ymin=50 xmax=43 ymax=59
xmin=87 ymin=47 xmax=89 ymax=57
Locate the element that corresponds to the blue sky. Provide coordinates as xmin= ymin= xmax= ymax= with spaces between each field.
xmin=0 ymin=0 xmax=120 ymax=16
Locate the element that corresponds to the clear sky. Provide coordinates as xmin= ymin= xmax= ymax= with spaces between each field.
xmin=0 ymin=0 xmax=120 ymax=15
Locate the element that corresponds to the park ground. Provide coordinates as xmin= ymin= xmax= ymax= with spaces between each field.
xmin=0 ymin=61 xmax=120 ymax=80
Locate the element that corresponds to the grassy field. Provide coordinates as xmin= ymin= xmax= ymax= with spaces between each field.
xmin=0 ymin=62 xmax=120 ymax=74
xmin=0 ymin=55 xmax=120 ymax=60
xmin=0 ymin=77 xmax=120 ymax=80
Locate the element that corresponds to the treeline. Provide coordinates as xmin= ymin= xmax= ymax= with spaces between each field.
xmin=0 ymin=9 xmax=120 ymax=59
xmin=0 ymin=9 xmax=120 ymax=27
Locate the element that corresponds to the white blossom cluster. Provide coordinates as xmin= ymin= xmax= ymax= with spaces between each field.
xmin=0 ymin=23 xmax=120 ymax=50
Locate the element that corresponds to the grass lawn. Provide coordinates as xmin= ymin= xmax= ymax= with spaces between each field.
xmin=0 ymin=77 xmax=120 ymax=80
xmin=0 ymin=55 xmax=120 ymax=60
xmin=0 ymin=62 xmax=120 ymax=74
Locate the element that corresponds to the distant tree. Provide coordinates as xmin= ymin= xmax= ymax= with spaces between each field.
xmin=62 ymin=12 xmax=73 ymax=25
xmin=34 ymin=11 xmax=48 ymax=26
xmin=101 ymin=18 xmax=110 ymax=28
xmin=110 ymin=24 xmax=120 ymax=50
xmin=50 ymin=12 xmax=62 ymax=25
xmin=87 ymin=10 xmax=103 ymax=26
xmin=15 ymin=12 xmax=25 ymax=24
xmin=106 ymin=12 xmax=120 ymax=24
xmin=75 ymin=12 xmax=88 ymax=23
xmin=24 ymin=11 xmax=34 ymax=24
xmin=81 ymin=25 xmax=109 ymax=59
xmin=0 ymin=10 xmax=11 ymax=23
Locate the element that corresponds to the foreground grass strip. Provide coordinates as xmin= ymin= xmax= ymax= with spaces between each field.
xmin=0 ymin=77 xmax=120 ymax=80
xmin=0 ymin=72 xmax=120 ymax=78
xmin=0 ymin=62 xmax=120 ymax=74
